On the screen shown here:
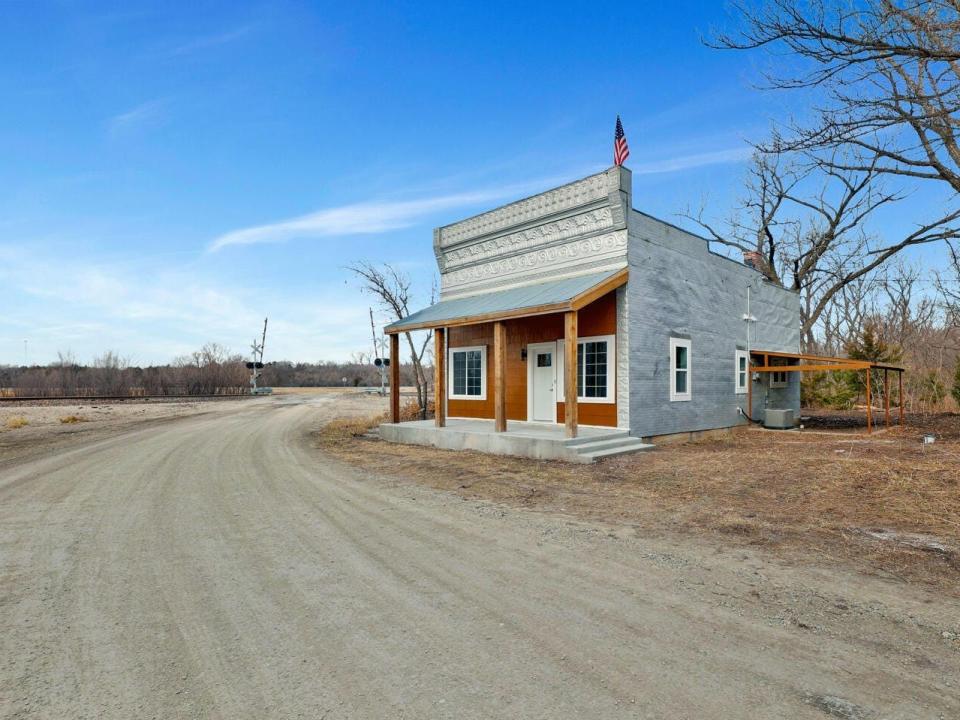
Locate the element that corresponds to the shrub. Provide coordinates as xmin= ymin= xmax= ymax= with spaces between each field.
xmin=59 ymin=415 xmax=86 ymax=424
xmin=915 ymin=370 xmax=947 ymax=413
xmin=801 ymin=371 xmax=857 ymax=410
xmin=5 ymin=416 xmax=29 ymax=430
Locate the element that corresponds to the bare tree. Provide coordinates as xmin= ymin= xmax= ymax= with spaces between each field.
xmin=349 ymin=261 xmax=435 ymax=418
xmin=937 ymin=241 xmax=960 ymax=325
xmin=92 ymin=350 xmax=129 ymax=395
xmin=685 ymin=147 xmax=960 ymax=344
xmin=713 ymin=0 xmax=960 ymax=193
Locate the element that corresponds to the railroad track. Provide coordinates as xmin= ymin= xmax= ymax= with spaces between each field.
xmin=0 ymin=394 xmax=251 ymax=402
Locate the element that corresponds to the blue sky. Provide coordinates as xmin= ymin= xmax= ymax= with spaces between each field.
xmin=1 ymin=1 xmax=952 ymax=365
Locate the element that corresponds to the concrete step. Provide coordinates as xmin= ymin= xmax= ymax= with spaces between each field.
xmin=563 ymin=430 xmax=630 ymax=447
xmin=569 ymin=436 xmax=641 ymax=453
xmin=568 ymin=436 xmax=655 ymax=463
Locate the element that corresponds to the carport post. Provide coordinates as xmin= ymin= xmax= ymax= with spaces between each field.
xmin=884 ymin=369 xmax=890 ymax=428
xmin=899 ymin=371 xmax=904 ymax=426
xmin=865 ymin=368 xmax=872 ymax=434
xmin=564 ymin=311 xmax=578 ymax=439
xmin=390 ymin=333 xmax=400 ymax=424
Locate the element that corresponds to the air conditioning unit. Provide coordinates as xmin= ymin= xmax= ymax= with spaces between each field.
xmin=764 ymin=408 xmax=795 ymax=429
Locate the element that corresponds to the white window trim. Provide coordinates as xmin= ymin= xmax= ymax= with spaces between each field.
xmin=555 ymin=334 xmax=616 ymax=404
xmin=670 ymin=337 xmax=692 ymax=402
xmin=448 ymin=345 xmax=487 ymax=400
xmin=735 ymin=350 xmax=749 ymax=395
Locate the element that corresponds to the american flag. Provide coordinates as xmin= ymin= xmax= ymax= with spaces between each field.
xmin=614 ymin=116 xmax=630 ymax=166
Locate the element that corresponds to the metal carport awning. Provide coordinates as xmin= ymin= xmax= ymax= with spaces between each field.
xmin=384 ymin=267 xmax=627 ymax=334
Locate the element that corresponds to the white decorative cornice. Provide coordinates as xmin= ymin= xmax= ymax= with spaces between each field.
xmin=440 ymin=207 xmax=614 ymax=272
xmin=431 ymin=166 xmax=632 ymax=299
xmin=441 ymin=230 xmax=628 ymax=297
xmin=436 ymin=173 xmax=605 ymax=249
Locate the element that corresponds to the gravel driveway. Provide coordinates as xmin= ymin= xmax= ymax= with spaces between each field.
xmin=1 ymin=393 xmax=957 ymax=719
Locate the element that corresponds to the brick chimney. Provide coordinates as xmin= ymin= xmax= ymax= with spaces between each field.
xmin=742 ymin=251 xmax=762 ymax=271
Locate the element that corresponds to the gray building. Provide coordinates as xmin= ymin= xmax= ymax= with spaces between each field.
xmin=382 ymin=165 xmax=801 ymax=460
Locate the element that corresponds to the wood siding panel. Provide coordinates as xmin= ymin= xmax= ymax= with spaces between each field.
xmin=446 ymin=290 xmax=618 ymax=427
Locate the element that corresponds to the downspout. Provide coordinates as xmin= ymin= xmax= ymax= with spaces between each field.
xmin=742 ymin=284 xmax=761 ymax=424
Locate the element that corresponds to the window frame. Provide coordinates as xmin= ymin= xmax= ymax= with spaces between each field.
xmin=669 ymin=337 xmax=692 ymax=402
xmin=555 ymin=334 xmax=616 ymax=405
xmin=448 ymin=345 xmax=487 ymax=400
xmin=735 ymin=349 xmax=749 ymax=395
xmin=769 ymin=358 xmax=789 ymax=388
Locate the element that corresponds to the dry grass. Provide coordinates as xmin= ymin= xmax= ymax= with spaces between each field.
xmin=317 ymin=412 xmax=960 ymax=590
xmin=4 ymin=416 xmax=29 ymax=430
xmin=58 ymin=415 xmax=87 ymax=424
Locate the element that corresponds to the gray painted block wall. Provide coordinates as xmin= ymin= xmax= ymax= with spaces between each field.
xmin=626 ymin=211 xmax=801 ymax=439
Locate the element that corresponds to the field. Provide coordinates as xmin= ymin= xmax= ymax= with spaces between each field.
xmin=319 ymin=410 xmax=960 ymax=590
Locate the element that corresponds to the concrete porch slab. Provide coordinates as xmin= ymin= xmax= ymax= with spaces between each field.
xmin=378 ymin=418 xmax=652 ymax=463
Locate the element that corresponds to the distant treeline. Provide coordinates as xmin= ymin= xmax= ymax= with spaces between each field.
xmin=0 ymin=346 xmax=420 ymax=398
xmin=259 ymin=360 xmax=417 ymax=388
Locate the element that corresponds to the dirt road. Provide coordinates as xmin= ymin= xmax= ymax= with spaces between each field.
xmin=1 ymin=393 xmax=957 ymax=719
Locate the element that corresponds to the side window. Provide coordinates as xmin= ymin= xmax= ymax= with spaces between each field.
xmin=670 ymin=338 xmax=692 ymax=401
xmin=735 ymin=350 xmax=749 ymax=394
xmin=770 ymin=358 xmax=789 ymax=388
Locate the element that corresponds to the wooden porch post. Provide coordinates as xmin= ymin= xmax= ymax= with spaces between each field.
xmin=389 ymin=332 xmax=400 ymax=423
xmin=884 ymin=369 xmax=890 ymax=428
xmin=434 ymin=328 xmax=446 ymax=428
xmin=898 ymin=370 xmax=904 ymax=426
xmin=564 ymin=311 xmax=578 ymax=439
xmin=865 ymin=368 xmax=872 ymax=434
xmin=493 ymin=321 xmax=507 ymax=432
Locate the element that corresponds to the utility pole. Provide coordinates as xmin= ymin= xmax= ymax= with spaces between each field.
xmin=23 ymin=339 xmax=28 ymax=367
xmin=369 ymin=307 xmax=387 ymax=395
xmin=249 ymin=317 xmax=269 ymax=394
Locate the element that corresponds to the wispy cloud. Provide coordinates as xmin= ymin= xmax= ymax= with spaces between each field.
xmin=0 ymin=245 xmax=376 ymax=364
xmin=211 ymin=151 xmax=752 ymax=253
xmin=107 ymin=99 xmax=168 ymax=136
xmin=209 ymin=177 xmax=571 ymax=252
xmin=631 ymin=146 xmax=753 ymax=175
xmin=165 ymin=25 xmax=252 ymax=56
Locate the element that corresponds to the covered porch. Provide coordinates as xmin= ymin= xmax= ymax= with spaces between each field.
xmin=379 ymin=417 xmax=652 ymax=463
xmin=383 ymin=268 xmax=633 ymax=449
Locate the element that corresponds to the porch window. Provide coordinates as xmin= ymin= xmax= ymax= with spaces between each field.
xmin=449 ymin=346 xmax=486 ymax=400
xmin=670 ymin=337 xmax=692 ymax=401
xmin=735 ymin=350 xmax=748 ymax=394
xmin=578 ymin=341 xmax=607 ymax=398
xmin=556 ymin=335 xmax=615 ymax=404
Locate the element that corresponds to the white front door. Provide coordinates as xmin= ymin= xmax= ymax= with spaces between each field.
xmin=529 ymin=343 xmax=556 ymax=422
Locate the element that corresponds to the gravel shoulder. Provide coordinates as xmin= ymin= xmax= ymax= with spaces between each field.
xmin=1 ymin=392 xmax=957 ymax=719
xmin=0 ymin=398 xmax=248 ymax=469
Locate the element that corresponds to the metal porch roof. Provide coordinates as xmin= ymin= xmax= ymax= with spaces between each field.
xmin=385 ymin=268 xmax=625 ymax=334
